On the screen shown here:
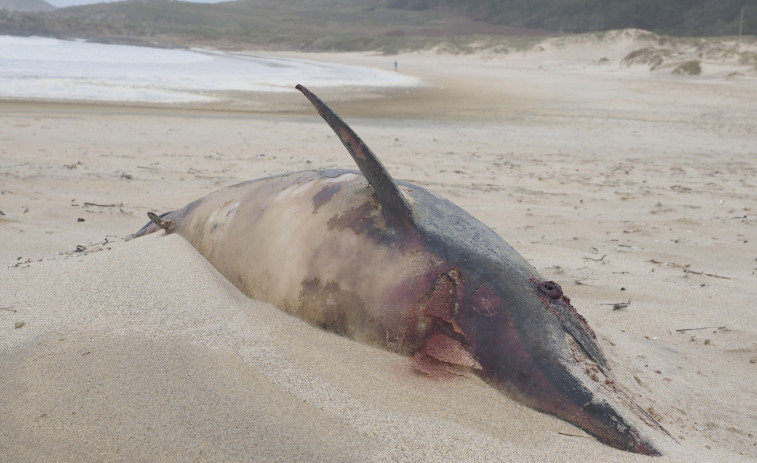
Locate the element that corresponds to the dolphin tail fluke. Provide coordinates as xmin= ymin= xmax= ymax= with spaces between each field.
xmin=147 ymin=211 xmax=176 ymax=232
xmin=124 ymin=211 xmax=176 ymax=241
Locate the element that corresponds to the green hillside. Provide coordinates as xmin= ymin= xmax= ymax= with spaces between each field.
xmin=0 ymin=0 xmax=753 ymax=52
xmin=402 ymin=0 xmax=756 ymax=36
xmin=0 ymin=0 xmax=539 ymax=51
xmin=0 ymin=0 xmax=55 ymax=12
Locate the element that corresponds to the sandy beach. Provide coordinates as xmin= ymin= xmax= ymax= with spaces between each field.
xmin=2 ymin=31 xmax=756 ymax=461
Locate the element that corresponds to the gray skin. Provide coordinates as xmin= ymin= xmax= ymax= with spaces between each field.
xmin=130 ymin=85 xmax=671 ymax=455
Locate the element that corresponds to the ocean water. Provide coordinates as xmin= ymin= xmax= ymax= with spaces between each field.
xmin=0 ymin=36 xmax=421 ymax=103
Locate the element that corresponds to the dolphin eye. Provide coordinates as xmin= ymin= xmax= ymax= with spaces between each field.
xmin=538 ymin=281 xmax=563 ymax=299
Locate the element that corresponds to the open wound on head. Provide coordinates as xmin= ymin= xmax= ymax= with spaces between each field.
xmin=411 ymin=271 xmax=481 ymax=378
xmin=412 ymin=333 xmax=481 ymax=378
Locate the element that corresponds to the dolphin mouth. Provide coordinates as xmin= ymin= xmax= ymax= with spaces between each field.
xmin=490 ymin=374 xmax=664 ymax=455
xmin=566 ymin=335 xmax=671 ymax=454
xmin=493 ymin=363 xmax=665 ymax=455
xmin=524 ymin=335 xmax=668 ymax=456
xmin=568 ymin=388 xmax=663 ymax=456
xmin=478 ymin=321 xmax=668 ymax=455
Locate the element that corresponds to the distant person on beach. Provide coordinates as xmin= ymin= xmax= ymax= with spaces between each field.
xmin=394 ymin=61 xmax=398 ymax=71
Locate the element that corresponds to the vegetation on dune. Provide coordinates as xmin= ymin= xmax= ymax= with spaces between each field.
xmin=673 ymin=60 xmax=703 ymax=75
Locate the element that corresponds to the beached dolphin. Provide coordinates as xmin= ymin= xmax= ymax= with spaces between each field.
xmin=129 ymin=85 xmax=670 ymax=455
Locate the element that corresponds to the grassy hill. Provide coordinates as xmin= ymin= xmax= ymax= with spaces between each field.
xmin=0 ymin=0 xmax=543 ymax=52
xmin=424 ymin=0 xmax=756 ymax=36
xmin=0 ymin=0 xmax=753 ymax=52
xmin=0 ymin=0 xmax=55 ymax=12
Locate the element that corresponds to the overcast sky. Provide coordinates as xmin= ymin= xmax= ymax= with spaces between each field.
xmin=47 ymin=0 xmax=231 ymax=7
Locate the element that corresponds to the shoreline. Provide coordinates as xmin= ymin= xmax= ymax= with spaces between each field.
xmin=0 ymin=69 xmax=531 ymax=123
xmin=3 ymin=28 xmax=756 ymax=122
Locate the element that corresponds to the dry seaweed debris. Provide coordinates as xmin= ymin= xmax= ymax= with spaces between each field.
xmin=648 ymin=259 xmax=731 ymax=279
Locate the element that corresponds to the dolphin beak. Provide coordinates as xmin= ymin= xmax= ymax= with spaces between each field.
xmin=530 ymin=340 xmax=666 ymax=456
xmin=470 ymin=304 xmax=668 ymax=456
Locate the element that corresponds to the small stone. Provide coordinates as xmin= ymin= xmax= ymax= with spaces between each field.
xmin=77 ymin=217 xmax=85 ymax=222
xmin=14 ymin=321 xmax=25 ymax=329
xmin=704 ymin=339 xmax=710 ymax=345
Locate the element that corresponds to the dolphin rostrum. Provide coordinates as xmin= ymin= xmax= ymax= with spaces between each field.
xmin=129 ymin=84 xmax=671 ymax=455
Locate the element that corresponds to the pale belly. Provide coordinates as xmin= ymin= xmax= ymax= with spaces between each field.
xmin=171 ymin=170 xmax=446 ymax=349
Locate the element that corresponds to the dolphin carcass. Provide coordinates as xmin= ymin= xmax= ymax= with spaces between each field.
xmin=130 ymin=85 xmax=672 ymax=455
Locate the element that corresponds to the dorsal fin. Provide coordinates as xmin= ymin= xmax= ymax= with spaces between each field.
xmin=296 ymin=84 xmax=414 ymax=228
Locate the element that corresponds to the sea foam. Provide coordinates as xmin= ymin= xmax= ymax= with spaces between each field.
xmin=0 ymin=36 xmax=421 ymax=103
